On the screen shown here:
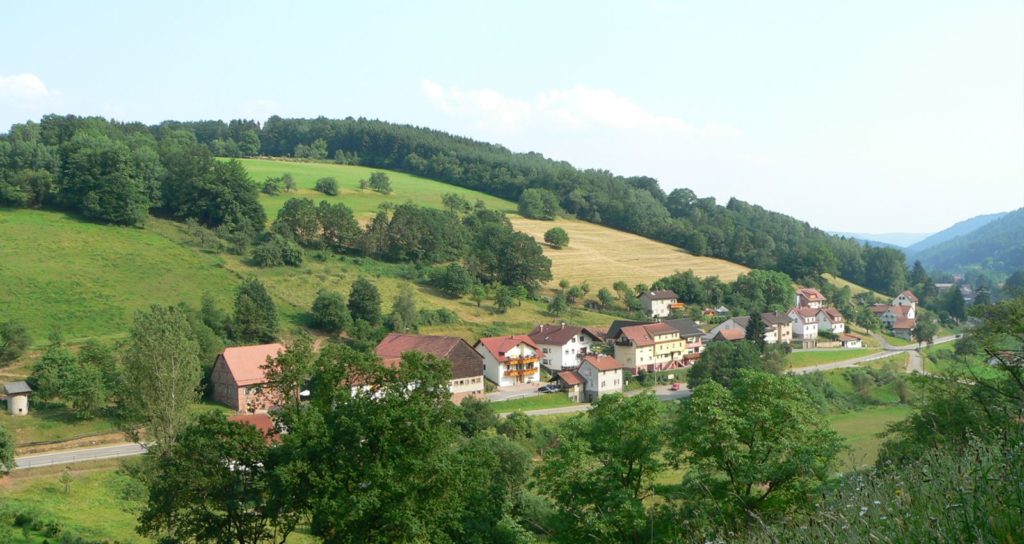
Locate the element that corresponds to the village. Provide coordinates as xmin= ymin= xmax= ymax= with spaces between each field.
xmin=1 ymin=287 xmax=920 ymax=419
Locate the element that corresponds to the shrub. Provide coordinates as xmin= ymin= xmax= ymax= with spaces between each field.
xmin=543 ymin=227 xmax=569 ymax=248
xmin=251 ymin=234 xmax=303 ymax=267
xmin=315 ymin=177 xmax=339 ymax=196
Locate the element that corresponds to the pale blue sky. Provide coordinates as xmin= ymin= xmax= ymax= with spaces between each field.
xmin=2 ymin=0 xmax=1021 ymax=232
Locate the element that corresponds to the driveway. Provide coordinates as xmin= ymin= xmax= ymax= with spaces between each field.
xmin=485 ymin=382 xmax=544 ymax=402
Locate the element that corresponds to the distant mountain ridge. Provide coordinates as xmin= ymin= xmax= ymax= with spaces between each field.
xmin=830 ymin=232 xmax=930 ymax=248
xmin=906 ymin=211 xmax=1008 ymax=254
xmin=912 ymin=208 xmax=1024 ymax=275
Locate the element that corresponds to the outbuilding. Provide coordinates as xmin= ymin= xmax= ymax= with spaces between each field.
xmin=4 ymin=381 xmax=32 ymax=416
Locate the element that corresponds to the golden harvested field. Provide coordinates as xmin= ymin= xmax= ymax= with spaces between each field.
xmin=509 ymin=217 xmax=751 ymax=290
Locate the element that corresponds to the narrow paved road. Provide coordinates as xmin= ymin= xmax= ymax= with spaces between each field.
xmin=790 ymin=335 xmax=957 ymax=375
xmin=14 ymin=443 xmax=148 ymax=470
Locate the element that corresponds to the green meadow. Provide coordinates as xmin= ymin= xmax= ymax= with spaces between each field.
xmin=786 ymin=348 xmax=878 ymax=368
xmin=236 ymin=158 xmax=516 ymax=220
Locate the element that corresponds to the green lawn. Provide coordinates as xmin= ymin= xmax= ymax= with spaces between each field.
xmin=880 ymin=333 xmax=913 ymax=347
xmin=490 ymin=393 xmax=576 ymax=413
xmin=786 ymin=348 xmax=878 ymax=368
xmin=828 ymin=404 xmax=914 ymax=470
xmin=234 ymin=158 xmax=516 ymax=220
xmin=0 ymin=404 xmax=119 ymax=446
xmin=0 ymin=209 xmax=238 ymax=345
xmin=922 ymin=343 xmax=1003 ymax=380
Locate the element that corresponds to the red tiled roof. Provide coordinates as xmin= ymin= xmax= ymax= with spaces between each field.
xmin=618 ymin=322 xmax=676 ymax=346
xmin=869 ymin=304 xmax=891 ymax=315
xmin=797 ymin=287 xmax=826 ymax=301
xmin=228 ymin=413 xmax=280 ymax=444
xmin=893 ymin=318 xmax=916 ymax=330
xmin=839 ymin=333 xmax=861 ymax=342
xmin=715 ymin=328 xmax=746 ymax=341
xmin=582 ymin=354 xmax=623 ymax=372
xmin=220 ymin=344 xmax=285 ymax=386
xmin=476 ymin=335 xmax=539 ymax=362
xmin=819 ymin=308 xmax=845 ymax=322
xmin=642 ymin=290 xmax=678 ymax=301
xmin=528 ymin=324 xmax=600 ymax=346
xmin=557 ymin=370 xmax=584 ymax=386
xmin=790 ymin=307 xmax=818 ymax=318
xmin=375 ymin=333 xmax=484 ymax=380
xmin=899 ymin=290 xmax=919 ymax=303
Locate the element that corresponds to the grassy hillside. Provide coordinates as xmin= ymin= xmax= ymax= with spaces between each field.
xmin=237 ymin=158 xmax=515 ymax=219
xmin=0 ymin=209 xmax=238 ymax=344
xmin=242 ymin=158 xmax=750 ymax=290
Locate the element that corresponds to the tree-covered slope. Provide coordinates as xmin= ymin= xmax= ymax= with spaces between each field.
xmin=906 ymin=211 xmax=1008 ymax=254
xmin=913 ymin=208 xmax=1024 ymax=275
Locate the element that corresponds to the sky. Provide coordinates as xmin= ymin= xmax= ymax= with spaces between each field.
xmin=2 ymin=0 xmax=1022 ymax=233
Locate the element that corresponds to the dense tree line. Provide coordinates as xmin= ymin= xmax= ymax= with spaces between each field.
xmin=2 ymin=114 xmax=916 ymax=293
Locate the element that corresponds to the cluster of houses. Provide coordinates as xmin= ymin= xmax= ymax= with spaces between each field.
xmin=204 ymin=287 xmax=921 ymax=415
xmin=870 ymin=290 xmax=919 ymax=339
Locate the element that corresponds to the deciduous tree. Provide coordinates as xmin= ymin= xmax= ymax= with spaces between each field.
xmin=232 ymin=278 xmax=278 ymax=343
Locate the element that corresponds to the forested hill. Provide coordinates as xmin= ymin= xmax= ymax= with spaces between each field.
xmin=1 ymin=114 xmax=909 ymax=294
xmin=905 ymin=211 xmax=1008 ymax=254
xmin=912 ymin=208 xmax=1024 ymax=275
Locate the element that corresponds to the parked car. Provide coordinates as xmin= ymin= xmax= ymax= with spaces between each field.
xmin=669 ymin=382 xmax=682 ymax=391
xmin=537 ymin=384 xmax=560 ymax=393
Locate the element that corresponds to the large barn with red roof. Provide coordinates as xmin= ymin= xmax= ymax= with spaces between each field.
xmin=210 ymin=343 xmax=285 ymax=413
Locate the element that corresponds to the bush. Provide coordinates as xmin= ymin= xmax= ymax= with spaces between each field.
xmin=310 ymin=290 xmax=351 ymax=333
xmin=251 ymin=234 xmax=303 ymax=267
xmin=431 ymin=263 xmax=475 ymax=298
xmin=418 ymin=308 xmax=460 ymax=326
xmin=315 ymin=177 xmax=339 ymax=196
xmin=543 ymin=227 xmax=570 ymax=248
xmin=368 ymin=171 xmax=391 ymax=194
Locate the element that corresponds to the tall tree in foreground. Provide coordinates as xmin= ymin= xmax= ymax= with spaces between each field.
xmin=138 ymin=413 xmax=299 ymax=543
xmin=233 ymin=277 xmax=278 ymax=343
xmin=0 ymin=423 xmax=14 ymax=475
xmin=122 ymin=305 xmax=202 ymax=447
xmin=671 ymin=371 xmax=844 ymax=535
xmin=536 ymin=393 xmax=667 ymax=543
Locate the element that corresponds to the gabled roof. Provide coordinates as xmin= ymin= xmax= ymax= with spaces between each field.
xmin=714 ymin=329 xmax=746 ymax=342
xmin=898 ymin=290 xmax=919 ymax=303
xmin=761 ymin=311 xmax=792 ymax=326
xmin=797 ymin=287 xmax=826 ymax=302
xmin=818 ymin=308 xmax=845 ymax=322
xmin=3 ymin=381 xmax=31 ymax=395
xmin=219 ymin=343 xmax=285 ymax=386
xmin=528 ymin=324 xmax=600 ymax=346
xmin=606 ymin=320 xmax=651 ymax=339
xmin=475 ymin=335 xmax=539 ymax=363
xmin=375 ymin=333 xmax=484 ymax=380
xmin=581 ymin=354 xmax=623 ymax=372
xmin=662 ymin=318 xmax=703 ymax=338
xmin=869 ymin=304 xmax=891 ymax=315
xmin=789 ymin=307 xmax=818 ymax=319
xmin=641 ymin=290 xmax=678 ymax=301
xmin=557 ymin=370 xmax=584 ymax=386
xmin=893 ymin=317 xmax=916 ymax=330
xmin=617 ymin=323 xmax=677 ymax=346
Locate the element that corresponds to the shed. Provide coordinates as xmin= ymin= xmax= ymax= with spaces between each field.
xmin=4 ymin=381 xmax=32 ymax=416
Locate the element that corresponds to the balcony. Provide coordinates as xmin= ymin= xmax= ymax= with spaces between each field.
xmin=504 ymin=367 xmax=539 ymax=377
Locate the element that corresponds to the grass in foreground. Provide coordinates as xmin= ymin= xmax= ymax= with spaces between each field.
xmin=786 ymin=348 xmax=878 ymax=368
xmin=490 ymin=393 xmax=576 ymax=413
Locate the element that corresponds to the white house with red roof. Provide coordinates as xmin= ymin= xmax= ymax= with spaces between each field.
xmin=639 ymin=290 xmax=681 ymax=318
xmin=795 ymin=287 xmax=827 ymax=309
xmin=528 ymin=323 xmax=601 ymax=371
xmin=474 ymin=335 xmax=541 ymax=387
xmin=577 ymin=354 xmax=624 ymax=401
xmin=816 ymin=307 xmax=846 ymax=334
xmin=894 ymin=290 xmax=919 ymax=309
xmin=788 ymin=307 xmax=820 ymax=346
xmin=210 ymin=343 xmax=285 ymax=413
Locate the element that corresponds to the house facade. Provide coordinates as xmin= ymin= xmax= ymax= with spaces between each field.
xmin=375 ymin=333 xmax=486 ymax=403
xmin=475 ymin=335 xmax=541 ymax=387
xmin=577 ymin=355 xmax=624 ymax=402
xmin=839 ymin=334 xmax=863 ymax=348
xmin=210 ymin=343 xmax=285 ymax=413
xmin=893 ymin=290 xmax=919 ymax=308
xmin=762 ymin=311 xmax=793 ymax=343
xmin=555 ymin=371 xmax=584 ymax=402
xmin=705 ymin=313 xmax=792 ymax=345
xmin=816 ymin=307 xmax=846 ymax=334
xmin=639 ymin=290 xmax=680 ymax=318
xmin=662 ymin=318 xmax=705 ymax=361
xmin=610 ymin=322 xmax=686 ymax=374
xmin=788 ymin=307 xmax=819 ymax=346
xmin=528 ymin=323 xmax=601 ymax=371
